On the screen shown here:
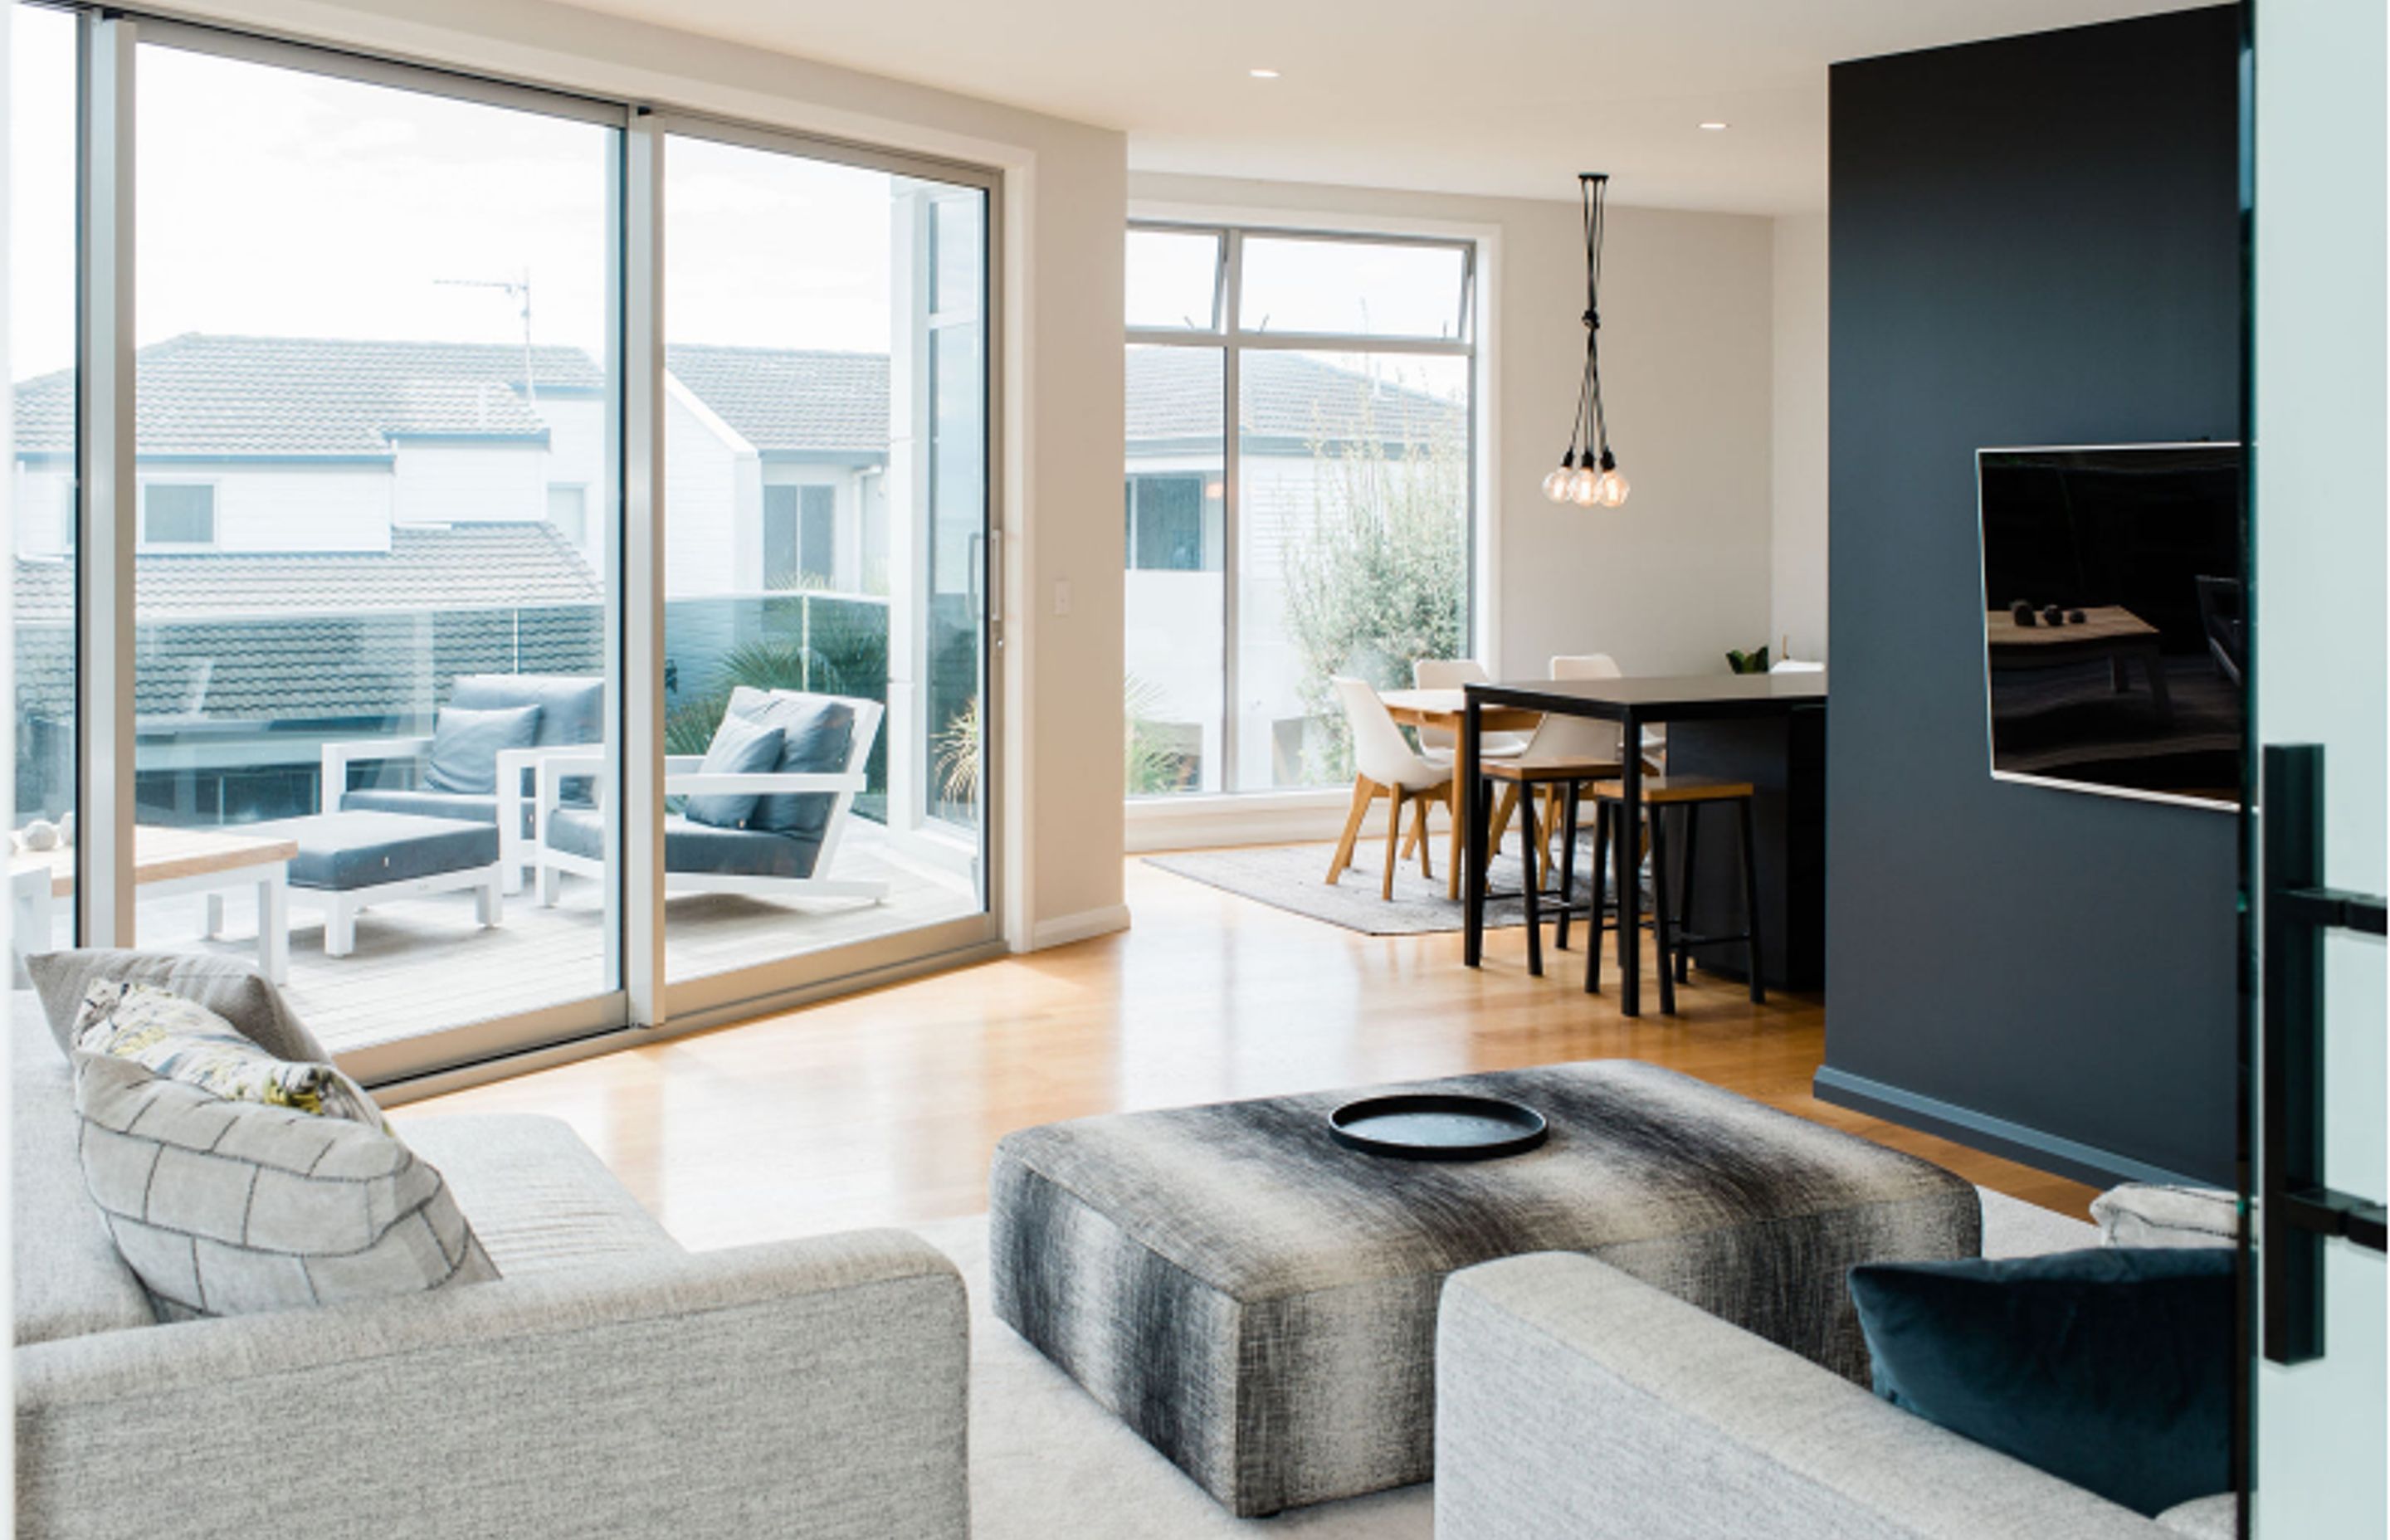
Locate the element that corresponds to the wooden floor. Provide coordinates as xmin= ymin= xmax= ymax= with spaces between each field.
xmin=400 ymin=853 xmax=2100 ymax=1250
xmin=109 ymin=829 xmax=982 ymax=1053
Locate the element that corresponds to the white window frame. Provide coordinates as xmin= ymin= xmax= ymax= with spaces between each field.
xmin=138 ymin=479 xmax=217 ymax=548
xmin=1123 ymin=212 xmax=1490 ymax=841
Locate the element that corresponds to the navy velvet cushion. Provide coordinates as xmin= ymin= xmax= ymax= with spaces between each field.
xmin=422 ymin=704 xmax=543 ymax=796
xmin=681 ymin=712 xmax=787 ymax=830
xmin=1849 ymin=1247 xmax=2233 ymax=1517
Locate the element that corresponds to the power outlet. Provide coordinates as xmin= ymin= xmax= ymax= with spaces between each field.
xmin=1052 ymin=578 xmax=1072 ymax=616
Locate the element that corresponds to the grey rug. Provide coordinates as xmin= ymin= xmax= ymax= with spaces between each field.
xmin=905 ymin=1188 xmax=2094 ymax=1539
xmin=1146 ymin=836 xmax=1627 ymax=937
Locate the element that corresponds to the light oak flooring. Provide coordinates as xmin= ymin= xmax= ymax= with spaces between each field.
xmin=398 ymin=854 xmax=2100 ymax=1251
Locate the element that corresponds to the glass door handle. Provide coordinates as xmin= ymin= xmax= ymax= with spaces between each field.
xmin=2261 ymin=743 xmax=2390 ymax=1368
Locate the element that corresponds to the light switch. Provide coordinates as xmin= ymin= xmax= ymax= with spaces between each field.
xmin=1053 ymin=579 xmax=1072 ymax=616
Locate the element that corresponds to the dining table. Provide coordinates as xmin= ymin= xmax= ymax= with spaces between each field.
xmin=1460 ymin=672 xmax=1828 ymax=1016
xmin=1377 ymin=689 xmax=1542 ymax=899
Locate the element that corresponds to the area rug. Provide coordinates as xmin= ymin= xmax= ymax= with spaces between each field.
xmin=1145 ymin=836 xmax=1628 ymax=937
xmin=905 ymin=1188 xmax=2095 ymax=1538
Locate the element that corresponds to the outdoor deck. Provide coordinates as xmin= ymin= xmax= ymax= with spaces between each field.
xmin=33 ymin=829 xmax=980 ymax=1055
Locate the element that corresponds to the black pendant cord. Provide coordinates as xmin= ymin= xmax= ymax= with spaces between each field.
xmin=1581 ymin=173 xmax=1612 ymax=468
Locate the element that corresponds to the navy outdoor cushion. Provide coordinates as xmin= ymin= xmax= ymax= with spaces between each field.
xmin=261 ymin=811 xmax=501 ymax=893
xmin=450 ymin=674 xmax=604 ymax=804
xmin=339 ymin=786 xmax=515 ymax=831
xmin=422 ymin=704 xmax=542 ymax=796
xmin=682 ymin=713 xmax=787 ymax=830
xmin=724 ymin=687 xmax=858 ymax=838
xmin=1849 ymin=1246 xmax=2233 ymax=1518
xmin=545 ymin=807 xmax=822 ymax=881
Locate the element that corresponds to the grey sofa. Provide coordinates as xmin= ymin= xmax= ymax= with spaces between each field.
xmin=324 ymin=674 xmax=607 ymax=894
xmin=1436 ymin=1251 xmax=2232 ymax=1540
xmin=10 ymin=992 xmax=969 ymax=1539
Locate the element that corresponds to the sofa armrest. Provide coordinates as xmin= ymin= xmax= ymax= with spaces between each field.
xmin=16 ymin=1228 xmax=968 ymax=1540
xmin=1436 ymin=1252 xmax=2171 ymax=1540
xmin=319 ymin=734 xmax=434 ymax=814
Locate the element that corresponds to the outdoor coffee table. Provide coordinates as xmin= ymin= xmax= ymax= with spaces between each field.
xmin=989 ymin=1060 xmax=1979 ymax=1516
xmin=9 ymin=826 xmax=295 ymax=984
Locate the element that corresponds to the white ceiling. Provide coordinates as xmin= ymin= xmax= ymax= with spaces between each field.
xmin=545 ymin=0 xmax=2205 ymax=213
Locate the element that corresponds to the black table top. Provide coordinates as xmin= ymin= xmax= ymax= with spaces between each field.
xmin=1466 ymin=671 xmax=1827 ymax=720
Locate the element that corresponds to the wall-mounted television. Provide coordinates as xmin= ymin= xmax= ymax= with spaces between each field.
xmin=1976 ymin=443 xmax=2243 ymax=809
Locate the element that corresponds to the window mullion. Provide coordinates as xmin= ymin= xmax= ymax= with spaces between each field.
xmin=76 ymin=12 xmax=138 ymax=946
xmin=1219 ymin=230 xmax=1244 ymax=794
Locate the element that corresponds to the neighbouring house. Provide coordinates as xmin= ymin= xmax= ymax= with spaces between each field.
xmin=10 ymin=332 xmax=1459 ymax=821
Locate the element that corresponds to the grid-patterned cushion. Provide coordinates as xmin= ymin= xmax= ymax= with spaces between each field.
xmin=72 ymin=1051 xmax=498 ymax=1321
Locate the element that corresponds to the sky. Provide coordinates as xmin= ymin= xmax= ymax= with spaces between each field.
xmin=7 ymin=11 xmax=926 ymax=384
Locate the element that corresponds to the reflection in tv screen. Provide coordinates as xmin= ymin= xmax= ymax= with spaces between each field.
xmin=1977 ymin=444 xmax=2243 ymax=808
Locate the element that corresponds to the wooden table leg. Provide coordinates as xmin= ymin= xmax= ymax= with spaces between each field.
xmin=1463 ymin=698 xmax=1486 ymax=967
xmin=1446 ymin=777 xmax=1464 ymax=901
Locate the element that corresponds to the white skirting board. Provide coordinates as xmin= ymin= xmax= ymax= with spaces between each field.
xmin=1026 ymin=904 xmax=1132 ymax=952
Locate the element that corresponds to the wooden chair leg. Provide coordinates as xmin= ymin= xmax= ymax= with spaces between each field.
xmin=1412 ymin=792 xmax=1437 ymax=881
xmin=1327 ymin=777 xmax=1375 ymax=885
xmin=1383 ymin=786 xmax=1406 ymax=901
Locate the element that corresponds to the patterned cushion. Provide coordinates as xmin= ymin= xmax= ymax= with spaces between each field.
xmin=25 ymin=948 xmax=330 ymax=1065
xmin=71 ymin=979 xmax=383 ymax=1126
xmin=72 ymin=1050 xmax=497 ymax=1321
xmin=990 ymin=1060 xmax=1980 ymax=1516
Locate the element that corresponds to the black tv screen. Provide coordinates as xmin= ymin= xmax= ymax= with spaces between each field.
xmin=1977 ymin=443 xmax=2243 ymax=808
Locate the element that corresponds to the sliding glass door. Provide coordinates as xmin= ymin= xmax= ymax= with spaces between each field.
xmin=123 ymin=32 xmax=622 ymax=1063
xmin=10 ymin=7 xmax=1003 ymax=1084
xmin=654 ymin=123 xmax=997 ymax=1016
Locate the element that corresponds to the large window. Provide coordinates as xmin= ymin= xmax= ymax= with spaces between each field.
xmin=1124 ymin=224 xmax=1476 ymax=796
xmin=10 ymin=8 xmax=1002 ymax=1082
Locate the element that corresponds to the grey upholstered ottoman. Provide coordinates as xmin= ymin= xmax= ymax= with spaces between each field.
xmin=989 ymin=1060 xmax=1979 ymax=1516
xmin=251 ymin=811 xmax=504 ymax=958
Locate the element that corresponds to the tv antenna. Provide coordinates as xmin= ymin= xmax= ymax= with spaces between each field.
xmin=435 ymin=268 xmax=538 ymax=407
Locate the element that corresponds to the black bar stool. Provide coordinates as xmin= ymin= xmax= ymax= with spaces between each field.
xmin=1583 ymin=776 xmax=1763 ymax=1015
xmin=1471 ymin=758 xmax=1622 ymax=977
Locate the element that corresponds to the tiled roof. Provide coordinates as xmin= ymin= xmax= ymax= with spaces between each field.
xmin=12 ymin=524 xmax=606 ymax=723
xmin=11 ymin=334 xmax=602 ymax=458
xmin=1128 ymin=347 xmax=1464 ymax=446
xmin=11 ymin=334 xmax=1460 ymax=462
xmin=666 ymin=344 xmax=890 ymax=454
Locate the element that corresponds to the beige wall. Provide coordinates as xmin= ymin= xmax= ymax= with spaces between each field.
xmin=186 ymin=0 xmax=1131 ymax=949
xmin=1770 ymin=212 xmax=1830 ymax=661
xmin=1131 ymin=173 xmax=1781 ymax=684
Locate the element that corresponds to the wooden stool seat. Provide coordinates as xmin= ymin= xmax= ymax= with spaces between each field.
xmin=1588 ymin=775 xmax=1753 ymax=804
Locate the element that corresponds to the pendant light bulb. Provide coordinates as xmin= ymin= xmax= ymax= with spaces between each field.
xmin=1541 ymin=464 xmax=1574 ymax=502
xmin=1596 ymin=469 xmax=1630 ymax=507
xmin=1569 ymin=467 xmax=1602 ymax=506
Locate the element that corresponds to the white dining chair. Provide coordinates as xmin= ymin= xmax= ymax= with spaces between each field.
xmin=1411 ymin=659 xmax=1533 ymax=759
xmin=1326 ymin=675 xmax=1456 ymax=900
xmin=1553 ymin=652 xmax=1666 ymax=771
xmin=1477 ymin=655 xmax=1636 ymax=886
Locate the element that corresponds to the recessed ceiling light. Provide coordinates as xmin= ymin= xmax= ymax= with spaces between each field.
xmin=1699 ymin=120 xmax=1730 ymax=131
xmin=1250 ymin=68 xmax=1281 ymax=79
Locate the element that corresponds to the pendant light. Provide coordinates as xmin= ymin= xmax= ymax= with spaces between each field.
xmin=1540 ymin=172 xmax=1630 ymax=508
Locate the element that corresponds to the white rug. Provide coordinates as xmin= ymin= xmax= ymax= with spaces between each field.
xmin=911 ymin=1188 xmax=2095 ymax=1538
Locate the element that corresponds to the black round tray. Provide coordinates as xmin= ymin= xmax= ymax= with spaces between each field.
xmin=1327 ymin=1093 xmax=1549 ymax=1161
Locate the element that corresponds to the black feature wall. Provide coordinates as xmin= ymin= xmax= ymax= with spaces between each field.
xmin=1819 ymin=7 xmax=2241 ymax=1186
